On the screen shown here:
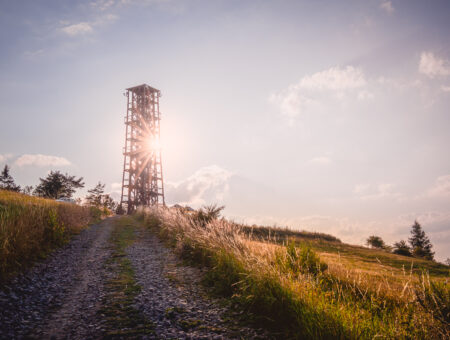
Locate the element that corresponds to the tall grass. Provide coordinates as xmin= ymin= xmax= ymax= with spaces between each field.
xmin=0 ymin=190 xmax=99 ymax=281
xmin=138 ymin=207 xmax=449 ymax=339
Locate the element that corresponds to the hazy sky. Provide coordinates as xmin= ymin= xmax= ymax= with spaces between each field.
xmin=1 ymin=0 xmax=449 ymax=260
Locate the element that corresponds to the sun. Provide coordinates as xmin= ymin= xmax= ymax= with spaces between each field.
xmin=146 ymin=134 xmax=161 ymax=151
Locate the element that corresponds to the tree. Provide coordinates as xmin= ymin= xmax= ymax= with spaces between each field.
xmin=85 ymin=182 xmax=117 ymax=212
xmin=34 ymin=171 xmax=84 ymax=199
xmin=85 ymin=182 xmax=105 ymax=207
xmin=408 ymin=220 xmax=434 ymax=261
xmin=366 ymin=235 xmax=386 ymax=249
xmin=22 ymin=185 xmax=34 ymax=195
xmin=0 ymin=165 xmax=21 ymax=192
xmin=102 ymin=194 xmax=117 ymax=211
xmin=392 ymin=240 xmax=412 ymax=257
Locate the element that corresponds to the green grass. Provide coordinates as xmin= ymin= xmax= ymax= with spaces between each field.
xmin=0 ymin=189 xmax=101 ymax=282
xmin=138 ymin=207 xmax=449 ymax=339
xmin=301 ymin=238 xmax=449 ymax=277
xmin=99 ymin=216 xmax=154 ymax=338
xmin=242 ymin=224 xmax=341 ymax=243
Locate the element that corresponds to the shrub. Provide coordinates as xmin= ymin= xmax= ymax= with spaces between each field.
xmin=392 ymin=240 xmax=412 ymax=256
xmin=366 ymin=235 xmax=386 ymax=249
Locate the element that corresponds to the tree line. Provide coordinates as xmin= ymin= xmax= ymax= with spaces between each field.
xmin=0 ymin=164 xmax=117 ymax=211
xmin=366 ymin=221 xmax=437 ymax=261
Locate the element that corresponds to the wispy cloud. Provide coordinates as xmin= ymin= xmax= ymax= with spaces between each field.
xmin=0 ymin=153 xmax=13 ymax=163
xmin=297 ymin=66 xmax=366 ymax=91
xmin=353 ymin=183 xmax=403 ymax=200
xmin=14 ymin=154 xmax=71 ymax=167
xmin=61 ymin=22 xmax=93 ymax=36
xmin=380 ymin=1 xmax=395 ymax=15
xmin=419 ymin=52 xmax=450 ymax=78
xmin=427 ymin=174 xmax=450 ymax=198
xmin=270 ymin=66 xmax=368 ymax=124
xmin=308 ymin=156 xmax=332 ymax=165
xmin=90 ymin=0 xmax=116 ymax=12
xmin=165 ymin=165 xmax=233 ymax=207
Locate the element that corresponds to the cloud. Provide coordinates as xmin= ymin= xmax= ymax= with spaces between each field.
xmin=0 ymin=153 xmax=13 ymax=163
xmin=353 ymin=183 xmax=402 ymax=200
xmin=108 ymin=182 xmax=122 ymax=201
xmin=298 ymin=66 xmax=366 ymax=91
xmin=23 ymin=49 xmax=45 ymax=59
xmin=427 ymin=174 xmax=450 ymax=197
xmin=61 ymin=22 xmax=93 ymax=36
xmin=90 ymin=0 xmax=116 ymax=11
xmin=380 ymin=1 xmax=395 ymax=15
xmin=441 ymin=85 xmax=450 ymax=93
xmin=308 ymin=156 xmax=332 ymax=165
xmin=419 ymin=52 xmax=450 ymax=78
xmin=165 ymin=165 xmax=233 ymax=207
xmin=270 ymin=66 xmax=367 ymax=123
xmin=14 ymin=154 xmax=71 ymax=167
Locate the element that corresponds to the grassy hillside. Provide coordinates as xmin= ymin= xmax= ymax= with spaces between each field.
xmin=244 ymin=223 xmax=448 ymax=278
xmin=0 ymin=190 xmax=101 ymax=281
xmin=138 ymin=207 xmax=449 ymax=339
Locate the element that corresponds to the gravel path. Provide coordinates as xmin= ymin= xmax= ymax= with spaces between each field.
xmin=0 ymin=216 xmax=268 ymax=339
xmin=127 ymin=227 xmax=268 ymax=339
xmin=0 ymin=217 xmax=115 ymax=339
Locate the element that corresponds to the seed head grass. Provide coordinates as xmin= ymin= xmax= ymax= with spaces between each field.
xmin=0 ymin=189 xmax=101 ymax=281
xmin=138 ymin=206 xmax=449 ymax=339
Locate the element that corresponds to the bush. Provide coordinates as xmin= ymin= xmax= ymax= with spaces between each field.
xmin=366 ymin=235 xmax=386 ymax=249
xmin=392 ymin=240 xmax=412 ymax=256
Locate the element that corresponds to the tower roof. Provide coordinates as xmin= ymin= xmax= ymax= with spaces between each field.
xmin=126 ymin=83 xmax=160 ymax=93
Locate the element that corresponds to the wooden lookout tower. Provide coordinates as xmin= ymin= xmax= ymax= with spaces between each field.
xmin=119 ymin=84 xmax=165 ymax=214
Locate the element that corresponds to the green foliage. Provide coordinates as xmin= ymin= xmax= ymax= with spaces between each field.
xmin=366 ymin=235 xmax=386 ymax=249
xmin=0 ymin=165 xmax=20 ymax=192
xmin=85 ymin=182 xmax=117 ymax=212
xmin=85 ymin=182 xmax=105 ymax=207
xmin=409 ymin=221 xmax=434 ymax=261
xmin=414 ymin=273 xmax=450 ymax=326
xmin=46 ymin=209 xmax=67 ymax=245
xmin=33 ymin=170 xmax=84 ymax=199
xmin=242 ymin=224 xmax=341 ymax=243
xmin=100 ymin=217 xmax=154 ymax=337
xmin=279 ymin=242 xmax=328 ymax=276
xmin=392 ymin=240 xmax=412 ymax=256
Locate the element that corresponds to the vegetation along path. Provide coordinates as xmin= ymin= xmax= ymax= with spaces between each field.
xmin=0 ymin=216 xmax=267 ymax=339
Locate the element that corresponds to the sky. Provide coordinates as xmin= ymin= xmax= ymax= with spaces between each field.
xmin=0 ymin=0 xmax=449 ymax=261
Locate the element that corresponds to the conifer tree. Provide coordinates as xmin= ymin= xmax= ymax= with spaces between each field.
xmin=408 ymin=221 xmax=434 ymax=261
xmin=85 ymin=182 xmax=105 ymax=207
xmin=0 ymin=165 xmax=21 ymax=192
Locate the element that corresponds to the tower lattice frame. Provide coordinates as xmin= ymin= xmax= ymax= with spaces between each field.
xmin=120 ymin=84 xmax=165 ymax=214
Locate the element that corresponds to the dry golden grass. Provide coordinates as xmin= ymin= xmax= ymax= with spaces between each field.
xmin=138 ymin=206 xmax=449 ymax=339
xmin=0 ymin=189 xmax=98 ymax=280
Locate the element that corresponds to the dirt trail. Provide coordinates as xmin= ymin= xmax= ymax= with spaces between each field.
xmin=0 ymin=216 xmax=267 ymax=339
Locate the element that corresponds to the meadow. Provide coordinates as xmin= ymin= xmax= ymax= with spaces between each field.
xmin=138 ymin=206 xmax=449 ymax=339
xmin=0 ymin=189 xmax=101 ymax=281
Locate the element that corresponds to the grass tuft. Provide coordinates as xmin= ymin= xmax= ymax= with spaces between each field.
xmin=99 ymin=216 xmax=154 ymax=338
